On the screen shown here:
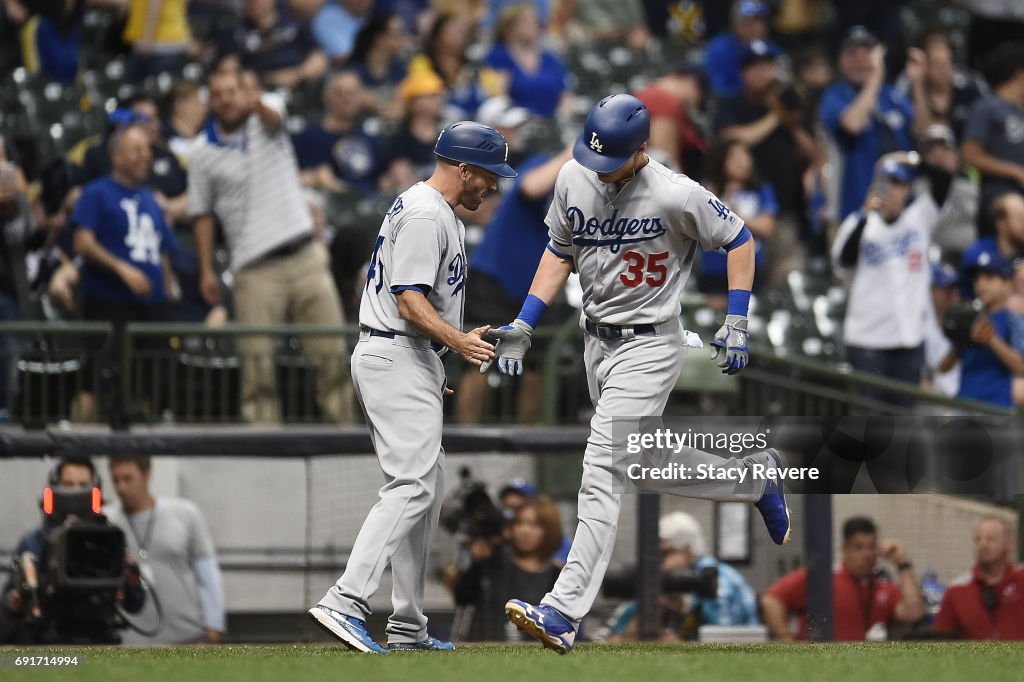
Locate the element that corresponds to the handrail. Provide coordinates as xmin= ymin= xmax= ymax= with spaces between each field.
xmin=0 ymin=322 xmax=1014 ymax=423
xmin=745 ymin=344 xmax=1016 ymax=417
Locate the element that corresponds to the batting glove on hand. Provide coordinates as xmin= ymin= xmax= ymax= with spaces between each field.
xmin=480 ymin=319 xmax=533 ymax=375
xmin=710 ymin=314 xmax=749 ymax=375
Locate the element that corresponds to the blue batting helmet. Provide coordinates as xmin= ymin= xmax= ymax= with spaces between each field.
xmin=573 ymin=94 xmax=650 ymax=174
xmin=433 ymin=121 xmax=517 ymax=177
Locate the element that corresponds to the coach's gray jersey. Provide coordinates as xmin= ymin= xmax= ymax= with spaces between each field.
xmin=359 ymin=182 xmax=467 ymax=335
xmin=545 ymin=158 xmax=744 ymax=325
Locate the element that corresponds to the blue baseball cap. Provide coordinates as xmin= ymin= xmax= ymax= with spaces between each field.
xmin=733 ymin=0 xmax=769 ymax=20
xmin=876 ymin=159 xmax=917 ymax=185
xmin=932 ymin=263 xmax=959 ymax=288
xmin=965 ymin=249 xmax=1013 ymax=279
xmin=740 ymin=39 xmax=781 ymax=68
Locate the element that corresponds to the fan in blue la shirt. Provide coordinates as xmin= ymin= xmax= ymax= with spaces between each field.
xmin=72 ymin=175 xmax=177 ymax=304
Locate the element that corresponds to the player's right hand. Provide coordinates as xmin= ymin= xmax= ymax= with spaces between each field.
xmin=455 ymin=325 xmax=496 ymax=366
xmin=480 ymin=319 xmax=533 ymax=375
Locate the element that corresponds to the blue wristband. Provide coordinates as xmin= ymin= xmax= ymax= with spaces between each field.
xmin=516 ymin=294 xmax=548 ymax=328
xmin=727 ymin=289 xmax=751 ymax=317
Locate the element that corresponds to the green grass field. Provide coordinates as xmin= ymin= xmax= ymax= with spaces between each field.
xmin=3 ymin=642 xmax=1024 ymax=682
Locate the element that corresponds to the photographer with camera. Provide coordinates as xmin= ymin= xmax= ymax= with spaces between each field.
xmin=937 ymin=249 xmax=1024 ymax=409
xmin=0 ymin=458 xmax=145 ymax=644
xmin=451 ymin=496 xmax=563 ymax=642
xmin=596 ymin=511 xmax=758 ymax=642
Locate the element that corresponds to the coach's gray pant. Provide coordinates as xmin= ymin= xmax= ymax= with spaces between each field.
xmin=541 ymin=320 xmax=768 ymax=623
xmin=319 ymin=337 xmax=446 ymax=644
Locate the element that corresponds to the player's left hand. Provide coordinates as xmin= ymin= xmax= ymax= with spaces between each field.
xmin=710 ymin=314 xmax=749 ymax=375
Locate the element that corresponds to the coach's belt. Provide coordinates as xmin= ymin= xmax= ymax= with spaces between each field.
xmin=584 ymin=319 xmax=656 ymax=340
xmin=361 ymin=327 xmax=446 ymax=354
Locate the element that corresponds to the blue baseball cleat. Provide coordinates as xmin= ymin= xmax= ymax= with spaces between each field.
xmin=505 ymin=599 xmax=576 ymax=654
xmin=755 ymin=448 xmax=792 ymax=545
xmin=388 ymin=635 xmax=456 ymax=651
xmin=307 ymin=605 xmax=388 ymax=654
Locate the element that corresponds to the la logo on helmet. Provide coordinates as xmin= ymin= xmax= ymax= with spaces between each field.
xmin=589 ymin=132 xmax=603 ymax=153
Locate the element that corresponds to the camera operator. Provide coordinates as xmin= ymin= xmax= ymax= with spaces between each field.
xmin=597 ymin=511 xmax=758 ymax=642
xmin=451 ymin=497 xmax=563 ymax=641
xmin=0 ymin=457 xmax=145 ymax=644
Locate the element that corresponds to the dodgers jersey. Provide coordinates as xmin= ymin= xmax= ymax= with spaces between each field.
xmin=545 ymin=158 xmax=745 ymax=325
xmin=360 ymin=182 xmax=467 ymax=336
xmin=831 ymin=193 xmax=940 ymax=349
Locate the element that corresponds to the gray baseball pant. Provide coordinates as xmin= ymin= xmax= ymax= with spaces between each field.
xmin=318 ymin=334 xmax=447 ymax=644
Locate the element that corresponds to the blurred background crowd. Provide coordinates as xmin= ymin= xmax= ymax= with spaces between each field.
xmin=1 ymin=0 xmax=1024 ymax=422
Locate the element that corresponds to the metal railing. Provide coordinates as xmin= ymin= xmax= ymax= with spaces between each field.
xmin=0 ymin=321 xmax=588 ymax=427
xmin=738 ymin=348 xmax=1016 ymax=417
xmin=0 ymin=321 xmax=1013 ymax=427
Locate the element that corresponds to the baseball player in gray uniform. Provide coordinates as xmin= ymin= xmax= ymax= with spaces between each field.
xmin=308 ymin=122 xmax=516 ymax=654
xmin=484 ymin=95 xmax=793 ymax=653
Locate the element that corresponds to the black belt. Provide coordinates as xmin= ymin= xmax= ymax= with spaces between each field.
xmin=364 ymin=327 xmax=445 ymax=353
xmin=584 ymin=319 xmax=656 ymax=340
xmin=256 ymin=233 xmax=314 ymax=264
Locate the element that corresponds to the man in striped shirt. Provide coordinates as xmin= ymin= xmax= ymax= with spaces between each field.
xmin=188 ymin=68 xmax=353 ymax=423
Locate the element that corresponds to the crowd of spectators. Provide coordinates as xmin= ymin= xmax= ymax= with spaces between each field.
xmin=2 ymin=0 xmax=1024 ymax=420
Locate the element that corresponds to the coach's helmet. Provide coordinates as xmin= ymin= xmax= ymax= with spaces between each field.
xmin=434 ymin=121 xmax=518 ymax=177
xmin=573 ymin=94 xmax=650 ymax=174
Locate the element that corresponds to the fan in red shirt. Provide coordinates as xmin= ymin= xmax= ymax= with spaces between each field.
xmin=933 ymin=516 xmax=1024 ymax=640
xmin=633 ymin=65 xmax=708 ymax=175
xmin=761 ymin=516 xmax=926 ymax=641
